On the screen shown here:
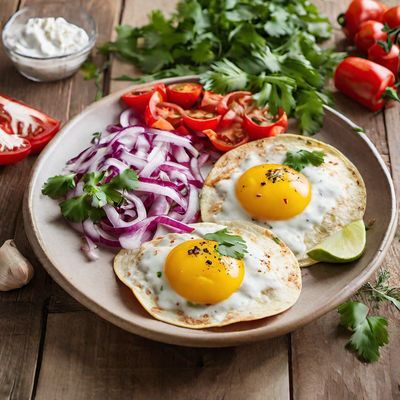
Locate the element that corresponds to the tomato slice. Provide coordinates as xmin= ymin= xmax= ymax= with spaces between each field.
xmin=166 ymin=82 xmax=203 ymax=109
xmin=121 ymin=83 xmax=166 ymax=114
xmin=243 ymin=106 xmax=288 ymax=140
xmin=216 ymin=91 xmax=252 ymax=115
xmin=0 ymin=129 xmax=31 ymax=165
xmin=199 ymin=91 xmax=224 ymax=112
xmin=203 ymin=123 xmax=249 ymax=152
xmin=0 ymin=94 xmax=60 ymax=154
xmin=183 ymin=109 xmax=221 ymax=131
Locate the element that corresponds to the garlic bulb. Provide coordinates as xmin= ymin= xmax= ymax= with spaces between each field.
xmin=0 ymin=240 xmax=34 ymax=291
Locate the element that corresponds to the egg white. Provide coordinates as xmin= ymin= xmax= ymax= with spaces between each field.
xmin=114 ymin=222 xmax=301 ymax=328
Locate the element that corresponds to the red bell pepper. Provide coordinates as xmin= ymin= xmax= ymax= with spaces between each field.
xmin=383 ymin=6 xmax=400 ymax=28
xmin=368 ymin=42 xmax=400 ymax=76
xmin=337 ymin=0 xmax=387 ymax=41
xmin=354 ymin=20 xmax=387 ymax=52
xmin=0 ymin=127 xmax=31 ymax=165
xmin=334 ymin=57 xmax=400 ymax=111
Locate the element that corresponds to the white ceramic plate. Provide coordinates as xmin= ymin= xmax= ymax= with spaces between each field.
xmin=24 ymin=76 xmax=398 ymax=347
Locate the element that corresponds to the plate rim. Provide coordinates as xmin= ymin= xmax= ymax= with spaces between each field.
xmin=23 ymin=76 xmax=398 ymax=347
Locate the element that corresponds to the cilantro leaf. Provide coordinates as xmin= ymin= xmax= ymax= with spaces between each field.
xmin=108 ymin=169 xmax=138 ymax=190
xmin=59 ymin=195 xmax=92 ymax=223
xmin=284 ymin=149 xmax=325 ymax=171
xmin=295 ymin=90 xmax=325 ymax=135
xmin=204 ymin=228 xmax=248 ymax=259
xmin=339 ymin=301 xmax=388 ymax=363
xmin=42 ymin=174 xmax=76 ymax=199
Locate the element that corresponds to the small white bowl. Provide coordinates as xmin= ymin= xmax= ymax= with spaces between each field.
xmin=2 ymin=3 xmax=97 ymax=82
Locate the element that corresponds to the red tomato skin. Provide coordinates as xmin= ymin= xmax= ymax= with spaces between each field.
xmin=199 ymin=91 xmax=223 ymax=112
xmin=0 ymin=94 xmax=60 ymax=154
xmin=121 ymin=83 xmax=167 ymax=114
xmin=203 ymin=128 xmax=249 ymax=152
xmin=334 ymin=57 xmax=396 ymax=111
xmin=383 ymin=6 xmax=400 ymax=28
xmin=166 ymin=83 xmax=202 ymax=109
xmin=216 ymin=91 xmax=252 ymax=115
xmin=144 ymin=91 xmax=165 ymax=126
xmin=354 ymin=21 xmax=387 ymax=52
xmin=242 ymin=111 xmax=288 ymax=140
xmin=0 ymin=138 xmax=31 ymax=165
xmin=340 ymin=0 xmax=387 ymax=40
xmin=183 ymin=114 xmax=221 ymax=131
xmin=368 ymin=43 xmax=400 ymax=76
xmin=174 ymin=124 xmax=190 ymax=136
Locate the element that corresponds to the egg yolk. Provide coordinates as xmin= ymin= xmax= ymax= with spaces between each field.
xmin=164 ymin=239 xmax=244 ymax=305
xmin=235 ymin=164 xmax=311 ymax=221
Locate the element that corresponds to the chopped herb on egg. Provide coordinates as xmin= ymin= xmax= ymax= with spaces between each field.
xmin=203 ymin=228 xmax=248 ymax=260
xmin=157 ymin=271 xmax=162 ymax=278
xmin=284 ymin=149 xmax=325 ymax=171
xmin=273 ymin=237 xmax=282 ymax=245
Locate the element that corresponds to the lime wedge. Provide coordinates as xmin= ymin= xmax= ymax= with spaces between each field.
xmin=307 ymin=220 xmax=366 ymax=263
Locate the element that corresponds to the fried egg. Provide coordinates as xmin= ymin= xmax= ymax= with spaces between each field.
xmin=200 ymin=134 xmax=366 ymax=267
xmin=114 ymin=222 xmax=301 ymax=329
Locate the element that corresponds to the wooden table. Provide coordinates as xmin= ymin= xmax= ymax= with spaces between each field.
xmin=1 ymin=1 xmax=399 ymax=399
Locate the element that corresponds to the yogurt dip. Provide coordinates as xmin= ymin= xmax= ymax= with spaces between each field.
xmin=2 ymin=9 xmax=96 ymax=82
xmin=9 ymin=17 xmax=89 ymax=58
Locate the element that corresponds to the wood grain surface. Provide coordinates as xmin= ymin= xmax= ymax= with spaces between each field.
xmin=0 ymin=0 xmax=399 ymax=399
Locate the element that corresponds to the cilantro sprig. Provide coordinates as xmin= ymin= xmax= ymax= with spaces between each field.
xmin=283 ymin=149 xmax=325 ymax=171
xmin=42 ymin=169 xmax=138 ymax=222
xmin=99 ymin=0 xmax=344 ymax=135
xmin=204 ymin=228 xmax=248 ymax=260
xmin=338 ymin=270 xmax=400 ymax=363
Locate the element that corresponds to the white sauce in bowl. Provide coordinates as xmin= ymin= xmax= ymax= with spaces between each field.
xmin=9 ymin=17 xmax=89 ymax=58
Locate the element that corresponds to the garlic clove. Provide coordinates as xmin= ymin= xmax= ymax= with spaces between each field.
xmin=0 ymin=240 xmax=34 ymax=291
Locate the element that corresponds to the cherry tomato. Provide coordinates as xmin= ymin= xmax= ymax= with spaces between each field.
xmin=151 ymin=118 xmax=175 ymax=131
xmin=166 ymin=82 xmax=203 ymax=109
xmin=121 ymin=83 xmax=166 ymax=114
xmin=354 ymin=21 xmax=387 ymax=52
xmin=217 ymin=91 xmax=252 ymax=115
xmin=199 ymin=91 xmax=224 ymax=112
xmin=183 ymin=109 xmax=221 ymax=131
xmin=334 ymin=57 xmax=397 ymax=111
xmin=383 ymin=6 xmax=400 ymax=28
xmin=243 ymin=107 xmax=288 ymax=140
xmin=338 ymin=0 xmax=387 ymax=41
xmin=203 ymin=123 xmax=249 ymax=152
xmin=174 ymin=124 xmax=190 ymax=136
xmin=0 ymin=134 xmax=31 ymax=165
xmin=145 ymin=97 xmax=185 ymax=129
xmin=368 ymin=42 xmax=400 ymax=76
xmin=0 ymin=94 xmax=60 ymax=154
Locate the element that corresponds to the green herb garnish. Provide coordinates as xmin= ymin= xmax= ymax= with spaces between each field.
xmin=204 ymin=228 xmax=247 ymax=259
xmin=284 ymin=149 xmax=325 ymax=171
xmin=338 ymin=270 xmax=400 ymax=363
xmin=42 ymin=169 xmax=138 ymax=222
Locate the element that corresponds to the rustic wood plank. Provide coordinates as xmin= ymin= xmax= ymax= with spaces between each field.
xmin=291 ymin=1 xmax=400 ymax=400
xmin=35 ymin=311 xmax=290 ymax=400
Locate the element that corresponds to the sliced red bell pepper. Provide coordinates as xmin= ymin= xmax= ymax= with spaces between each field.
xmin=183 ymin=109 xmax=221 ymax=131
xmin=121 ymin=83 xmax=167 ymax=114
xmin=334 ymin=57 xmax=400 ymax=111
xmin=203 ymin=123 xmax=249 ymax=152
xmin=0 ymin=94 xmax=60 ymax=154
xmin=216 ymin=91 xmax=252 ymax=115
xmin=166 ymin=82 xmax=203 ymax=109
xmin=337 ymin=0 xmax=387 ymax=41
xmin=243 ymin=106 xmax=288 ymax=140
xmin=0 ymin=128 xmax=31 ymax=165
xmin=368 ymin=42 xmax=400 ymax=76
xmin=199 ymin=91 xmax=224 ymax=113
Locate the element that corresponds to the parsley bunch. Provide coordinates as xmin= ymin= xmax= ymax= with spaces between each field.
xmin=42 ymin=169 xmax=138 ymax=223
xmin=339 ymin=270 xmax=400 ymax=363
xmin=101 ymin=0 xmax=345 ymax=135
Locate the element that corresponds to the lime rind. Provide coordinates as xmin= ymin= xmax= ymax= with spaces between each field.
xmin=307 ymin=220 xmax=366 ymax=263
